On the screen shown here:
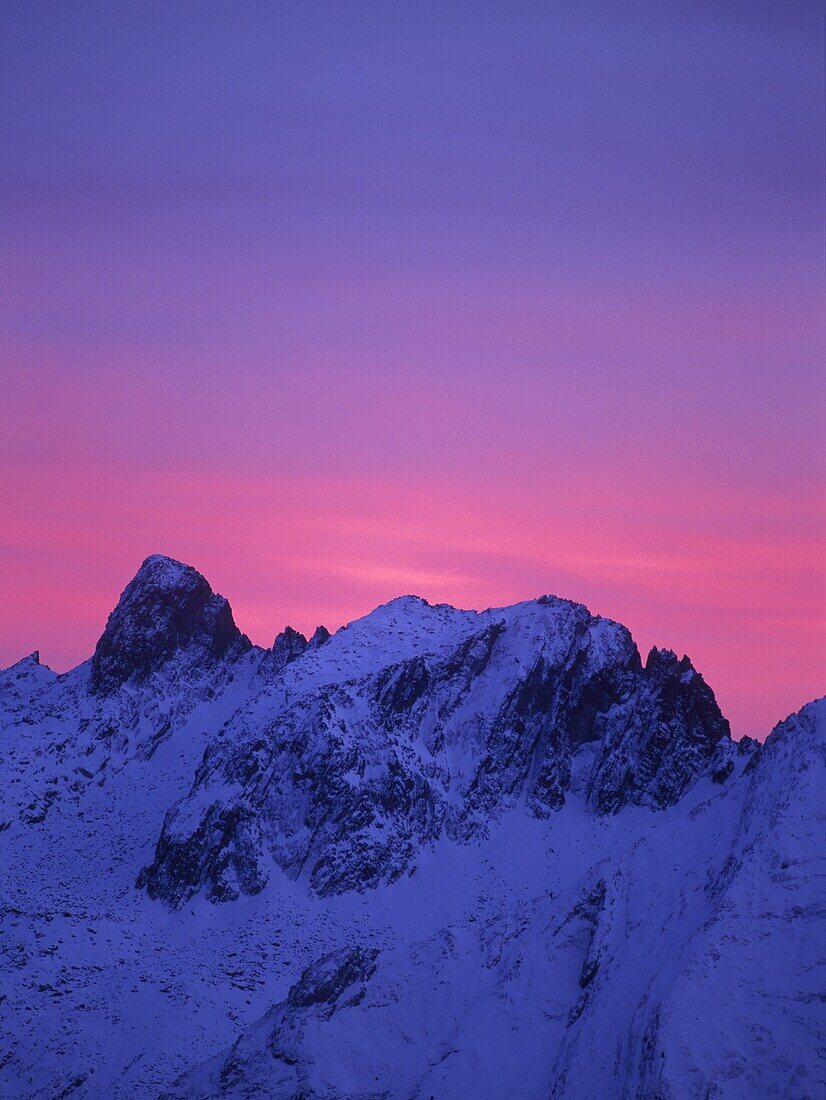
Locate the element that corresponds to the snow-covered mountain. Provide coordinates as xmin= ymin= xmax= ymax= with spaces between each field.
xmin=0 ymin=555 xmax=822 ymax=1099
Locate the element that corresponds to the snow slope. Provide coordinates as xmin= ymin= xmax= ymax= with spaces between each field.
xmin=0 ymin=556 xmax=822 ymax=1099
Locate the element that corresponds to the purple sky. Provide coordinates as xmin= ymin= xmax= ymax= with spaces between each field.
xmin=1 ymin=1 xmax=823 ymax=737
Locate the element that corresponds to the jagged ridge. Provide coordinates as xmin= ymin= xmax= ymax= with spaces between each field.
xmin=1 ymin=555 xmax=822 ymax=1100
xmin=135 ymin=578 xmax=732 ymax=907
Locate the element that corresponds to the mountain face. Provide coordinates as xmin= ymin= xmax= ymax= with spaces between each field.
xmin=90 ymin=554 xmax=250 ymax=694
xmin=138 ymin=593 xmax=732 ymax=908
xmin=0 ymin=555 xmax=822 ymax=1100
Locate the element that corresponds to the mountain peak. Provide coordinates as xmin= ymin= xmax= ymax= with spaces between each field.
xmin=89 ymin=555 xmax=250 ymax=694
xmin=308 ymin=625 xmax=331 ymax=649
xmin=268 ymin=626 xmax=308 ymax=673
xmin=13 ymin=650 xmax=40 ymax=668
xmin=131 ymin=553 xmax=197 ymax=589
xmin=272 ymin=625 xmax=307 ymax=651
xmin=384 ymin=594 xmax=431 ymax=609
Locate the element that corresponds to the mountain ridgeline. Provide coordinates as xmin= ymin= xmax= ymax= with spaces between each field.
xmin=77 ymin=556 xmax=733 ymax=903
xmin=1 ymin=554 xmax=822 ymax=1100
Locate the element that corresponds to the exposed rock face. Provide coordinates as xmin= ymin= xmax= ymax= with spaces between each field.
xmin=90 ymin=555 xmax=250 ymax=694
xmin=587 ymin=647 xmax=731 ymax=814
xmin=307 ymin=625 xmax=331 ymax=649
xmin=267 ymin=626 xmax=308 ymax=673
xmin=139 ymin=593 xmax=732 ymax=907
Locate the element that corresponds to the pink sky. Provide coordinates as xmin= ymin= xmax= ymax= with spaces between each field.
xmin=1 ymin=441 xmax=823 ymax=738
xmin=1 ymin=3 xmax=823 ymax=738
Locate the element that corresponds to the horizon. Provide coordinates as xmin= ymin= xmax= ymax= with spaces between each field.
xmin=4 ymin=547 xmax=819 ymax=740
xmin=1 ymin=2 xmax=824 ymax=739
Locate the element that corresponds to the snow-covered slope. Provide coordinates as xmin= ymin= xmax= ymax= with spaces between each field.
xmin=0 ymin=556 xmax=822 ymax=1099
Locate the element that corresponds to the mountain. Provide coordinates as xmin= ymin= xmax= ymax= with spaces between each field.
xmin=89 ymin=554 xmax=251 ymax=695
xmin=0 ymin=555 xmax=822 ymax=1099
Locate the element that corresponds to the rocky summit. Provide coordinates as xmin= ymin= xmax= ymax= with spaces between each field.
xmin=0 ymin=555 xmax=823 ymax=1099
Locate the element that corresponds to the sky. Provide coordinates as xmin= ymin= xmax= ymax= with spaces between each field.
xmin=0 ymin=1 xmax=823 ymax=737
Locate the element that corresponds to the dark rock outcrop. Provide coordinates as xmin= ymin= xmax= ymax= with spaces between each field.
xmin=307 ymin=625 xmax=331 ymax=649
xmin=587 ymin=648 xmax=731 ymax=813
xmin=268 ymin=627 xmax=308 ymax=673
xmin=89 ymin=555 xmax=250 ymax=694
